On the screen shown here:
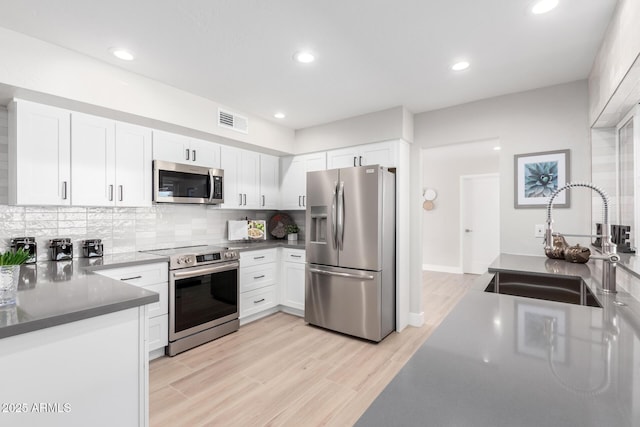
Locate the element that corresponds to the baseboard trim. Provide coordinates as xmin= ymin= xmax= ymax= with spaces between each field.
xmin=408 ymin=311 xmax=424 ymax=327
xmin=422 ymin=264 xmax=463 ymax=274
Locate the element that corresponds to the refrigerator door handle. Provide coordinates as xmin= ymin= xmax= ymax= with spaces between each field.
xmin=308 ymin=267 xmax=375 ymax=280
xmin=331 ymin=182 xmax=338 ymax=249
xmin=337 ymin=181 xmax=345 ymax=250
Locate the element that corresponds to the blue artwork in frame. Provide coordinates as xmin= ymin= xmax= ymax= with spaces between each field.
xmin=514 ymin=149 xmax=570 ymax=208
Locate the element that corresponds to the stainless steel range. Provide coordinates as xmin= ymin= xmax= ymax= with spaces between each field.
xmin=143 ymin=245 xmax=239 ymax=356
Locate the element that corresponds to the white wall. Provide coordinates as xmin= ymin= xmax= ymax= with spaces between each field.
xmin=415 ymin=80 xmax=591 ymax=256
xmin=294 ymin=106 xmax=412 ymax=153
xmin=589 ymin=0 xmax=640 ymax=125
xmin=0 ymin=27 xmax=295 ymax=154
xmin=422 ymin=140 xmax=500 ymax=270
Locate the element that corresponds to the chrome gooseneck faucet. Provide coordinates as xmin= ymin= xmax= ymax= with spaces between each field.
xmin=545 ymin=182 xmax=620 ymax=293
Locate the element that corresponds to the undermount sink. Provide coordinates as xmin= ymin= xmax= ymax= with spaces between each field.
xmin=485 ymin=272 xmax=602 ymax=308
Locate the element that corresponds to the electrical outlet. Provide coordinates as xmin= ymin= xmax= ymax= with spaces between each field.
xmin=534 ymin=224 xmax=545 ymax=238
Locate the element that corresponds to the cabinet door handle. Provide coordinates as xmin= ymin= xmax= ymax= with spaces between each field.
xmin=62 ymin=181 xmax=68 ymax=200
xmin=120 ymin=275 xmax=142 ymax=281
xmin=262 ymin=195 xmax=265 ymax=207
xmin=119 ymin=185 xmax=123 ymax=202
xmin=239 ymin=193 xmax=243 ymax=206
xmin=192 ymin=150 xmax=196 ymax=162
xmin=253 ymin=275 xmax=265 ymax=280
xmin=243 ymin=194 xmax=247 ymax=205
xmin=253 ymin=298 xmax=265 ymax=304
xmin=298 ymin=195 xmax=302 ymax=207
xmin=185 ymin=148 xmax=190 ymax=161
xmin=359 ymin=156 xmax=363 ymax=166
xmin=109 ymin=184 xmax=114 ymax=201
xmin=353 ymin=157 xmax=357 ymax=167
xmin=302 ymin=195 xmax=306 ymax=207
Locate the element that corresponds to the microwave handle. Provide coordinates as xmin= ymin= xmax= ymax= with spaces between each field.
xmin=208 ymin=169 xmax=215 ymax=202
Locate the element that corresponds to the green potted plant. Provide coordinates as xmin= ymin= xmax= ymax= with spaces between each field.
xmin=0 ymin=248 xmax=31 ymax=307
xmin=285 ymin=224 xmax=299 ymax=241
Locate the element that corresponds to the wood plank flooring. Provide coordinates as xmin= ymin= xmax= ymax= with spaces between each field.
xmin=149 ymin=271 xmax=476 ymax=426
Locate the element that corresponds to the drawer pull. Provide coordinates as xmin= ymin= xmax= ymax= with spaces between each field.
xmin=253 ymin=275 xmax=265 ymax=279
xmin=291 ymin=255 xmax=302 ymax=258
xmin=253 ymin=256 xmax=265 ymax=260
xmin=121 ymin=275 xmax=142 ymax=281
xmin=253 ymin=298 xmax=265 ymax=304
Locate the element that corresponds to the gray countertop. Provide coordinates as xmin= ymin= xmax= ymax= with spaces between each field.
xmin=357 ymin=254 xmax=640 ymax=427
xmin=223 ymin=239 xmax=305 ymax=251
xmin=0 ymin=252 xmax=167 ymax=339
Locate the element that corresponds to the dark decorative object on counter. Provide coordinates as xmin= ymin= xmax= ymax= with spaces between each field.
xmin=594 ymin=223 xmax=635 ymax=253
xmin=544 ymin=235 xmax=569 ymax=259
xmin=564 ymin=244 xmax=590 ymax=263
xmin=268 ymin=212 xmax=295 ymax=239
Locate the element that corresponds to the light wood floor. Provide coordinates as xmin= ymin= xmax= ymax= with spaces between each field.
xmin=149 ymin=271 xmax=476 ymax=427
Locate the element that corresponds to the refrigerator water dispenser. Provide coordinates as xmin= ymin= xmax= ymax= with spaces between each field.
xmin=309 ymin=206 xmax=328 ymax=243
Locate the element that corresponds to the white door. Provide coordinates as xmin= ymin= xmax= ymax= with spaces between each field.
xmin=461 ymin=174 xmax=500 ymax=274
xmin=239 ymin=150 xmax=261 ymax=208
xmin=220 ymin=145 xmax=242 ymax=208
xmin=189 ymin=138 xmax=221 ymax=168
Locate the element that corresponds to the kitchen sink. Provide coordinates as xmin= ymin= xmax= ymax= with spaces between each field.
xmin=485 ymin=272 xmax=602 ymax=308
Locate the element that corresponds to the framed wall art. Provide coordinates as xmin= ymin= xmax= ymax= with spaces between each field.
xmin=514 ymin=149 xmax=570 ymax=209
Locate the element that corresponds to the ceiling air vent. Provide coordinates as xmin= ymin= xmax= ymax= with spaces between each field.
xmin=218 ymin=108 xmax=249 ymax=134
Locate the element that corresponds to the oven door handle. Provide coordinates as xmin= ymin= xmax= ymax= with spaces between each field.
xmin=172 ymin=262 xmax=239 ymax=279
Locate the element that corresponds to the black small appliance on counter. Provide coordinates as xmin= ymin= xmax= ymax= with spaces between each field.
xmin=81 ymin=239 xmax=103 ymax=258
xmin=48 ymin=238 xmax=73 ymax=261
xmin=10 ymin=236 xmax=37 ymax=263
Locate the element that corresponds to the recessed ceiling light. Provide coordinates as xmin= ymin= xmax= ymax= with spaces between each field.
xmin=293 ymin=51 xmax=315 ymax=64
xmin=531 ymin=0 xmax=558 ymax=15
xmin=493 ymin=146 xmax=501 ymax=151
xmin=274 ymin=112 xmax=286 ymax=119
xmin=451 ymin=61 xmax=470 ymax=71
xmin=110 ymin=48 xmax=135 ymax=61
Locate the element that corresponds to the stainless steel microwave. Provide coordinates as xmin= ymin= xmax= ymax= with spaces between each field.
xmin=153 ymin=160 xmax=224 ymax=204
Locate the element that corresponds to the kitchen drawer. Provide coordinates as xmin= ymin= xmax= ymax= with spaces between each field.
xmin=143 ymin=282 xmax=168 ymax=317
xmin=239 ymin=249 xmax=277 ymax=267
xmin=240 ymin=263 xmax=276 ymax=293
xmin=148 ymin=314 xmax=168 ymax=352
xmin=282 ymin=249 xmax=305 ymax=263
xmin=94 ymin=262 xmax=168 ymax=287
xmin=240 ymin=285 xmax=277 ymax=318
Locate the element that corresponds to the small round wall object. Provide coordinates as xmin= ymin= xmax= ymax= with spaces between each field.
xmin=423 ymin=188 xmax=437 ymax=201
xmin=423 ymin=200 xmax=434 ymax=211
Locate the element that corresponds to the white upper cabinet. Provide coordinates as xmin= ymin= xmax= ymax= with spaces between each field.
xmin=326 ymin=141 xmax=397 ymax=169
xmin=114 ymin=123 xmax=152 ymax=207
xmin=8 ymin=100 xmax=71 ymax=206
xmin=152 ymin=130 xmax=220 ymax=168
xmin=71 ymin=113 xmax=151 ymax=207
xmin=259 ymin=154 xmax=279 ymax=209
xmin=220 ymin=146 xmax=260 ymax=209
xmin=280 ymin=152 xmax=326 ymax=210
xmin=71 ymin=113 xmax=116 ymax=206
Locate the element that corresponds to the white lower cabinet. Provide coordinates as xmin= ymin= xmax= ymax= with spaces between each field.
xmin=239 ymin=249 xmax=278 ymax=322
xmin=240 ymin=286 xmax=278 ymax=318
xmin=92 ymin=262 xmax=169 ymax=359
xmin=281 ymin=249 xmax=306 ymax=313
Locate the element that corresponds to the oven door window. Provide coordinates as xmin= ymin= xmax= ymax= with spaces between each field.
xmin=174 ymin=268 xmax=237 ymax=333
xmin=158 ymin=169 xmax=210 ymax=199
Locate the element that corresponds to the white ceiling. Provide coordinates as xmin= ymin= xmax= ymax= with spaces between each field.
xmin=0 ymin=0 xmax=618 ymax=130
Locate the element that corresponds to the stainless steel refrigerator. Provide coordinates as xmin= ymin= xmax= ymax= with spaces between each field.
xmin=305 ymin=165 xmax=395 ymax=342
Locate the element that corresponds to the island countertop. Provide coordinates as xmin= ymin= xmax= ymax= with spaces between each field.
xmin=357 ymin=254 xmax=640 ymax=426
xmin=0 ymin=252 xmax=167 ymax=339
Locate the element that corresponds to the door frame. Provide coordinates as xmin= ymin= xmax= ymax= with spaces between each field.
xmin=459 ymin=173 xmax=500 ymax=273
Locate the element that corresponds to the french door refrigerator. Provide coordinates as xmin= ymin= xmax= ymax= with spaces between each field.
xmin=305 ymin=165 xmax=395 ymax=342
